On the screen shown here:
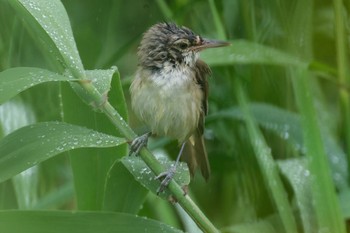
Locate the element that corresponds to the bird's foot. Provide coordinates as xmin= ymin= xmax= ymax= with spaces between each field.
xmin=155 ymin=142 xmax=187 ymax=194
xmin=129 ymin=132 xmax=151 ymax=156
xmin=155 ymin=164 xmax=176 ymax=195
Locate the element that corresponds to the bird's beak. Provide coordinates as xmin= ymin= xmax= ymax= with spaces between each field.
xmin=192 ymin=38 xmax=230 ymax=51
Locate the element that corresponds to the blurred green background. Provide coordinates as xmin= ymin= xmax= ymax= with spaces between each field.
xmin=0 ymin=0 xmax=349 ymax=232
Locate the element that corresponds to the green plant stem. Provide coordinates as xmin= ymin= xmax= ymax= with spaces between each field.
xmin=241 ymin=0 xmax=257 ymax=40
xmin=155 ymin=0 xmax=173 ymax=20
xmin=333 ymin=0 xmax=350 ymax=168
xmin=81 ymin=81 xmax=219 ymax=233
xmin=208 ymin=0 xmax=226 ymax=40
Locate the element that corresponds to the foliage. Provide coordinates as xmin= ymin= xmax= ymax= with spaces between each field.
xmin=0 ymin=0 xmax=349 ymax=232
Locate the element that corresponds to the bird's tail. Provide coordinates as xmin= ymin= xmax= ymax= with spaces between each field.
xmin=182 ymin=130 xmax=210 ymax=180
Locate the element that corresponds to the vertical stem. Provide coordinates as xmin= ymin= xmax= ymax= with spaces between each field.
xmin=333 ymin=0 xmax=350 ymax=168
xmin=241 ymin=0 xmax=256 ymax=40
xmin=155 ymin=0 xmax=173 ymax=20
xmin=208 ymin=0 xmax=226 ymax=40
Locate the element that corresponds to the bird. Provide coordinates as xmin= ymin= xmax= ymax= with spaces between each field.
xmin=129 ymin=22 xmax=229 ymax=193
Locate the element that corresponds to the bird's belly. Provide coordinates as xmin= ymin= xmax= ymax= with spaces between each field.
xmin=131 ymin=74 xmax=203 ymax=142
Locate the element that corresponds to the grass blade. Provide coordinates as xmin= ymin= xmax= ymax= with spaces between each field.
xmin=0 ymin=122 xmax=126 ymax=183
xmin=291 ymin=68 xmax=346 ymax=233
xmin=235 ymin=79 xmax=298 ymax=233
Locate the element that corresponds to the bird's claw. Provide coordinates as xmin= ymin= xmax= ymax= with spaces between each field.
xmin=155 ymin=165 xmax=176 ymax=195
xmin=129 ymin=132 xmax=150 ymax=156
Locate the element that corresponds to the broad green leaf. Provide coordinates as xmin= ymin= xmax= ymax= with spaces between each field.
xmin=10 ymin=0 xmax=85 ymax=77
xmin=201 ymin=40 xmax=308 ymax=67
xmin=0 ymin=210 xmax=183 ymax=233
xmin=9 ymin=1 xmax=129 ymax=129
xmin=0 ymin=121 xmax=126 ymax=183
xmin=122 ymin=156 xmax=190 ymax=199
xmin=103 ymin=160 xmax=148 ymax=213
xmin=8 ymin=0 xmax=111 ymax=117
xmin=8 ymin=0 xmax=64 ymax=72
xmin=0 ymin=67 xmax=71 ymax=104
xmin=0 ymin=67 xmax=120 ymax=110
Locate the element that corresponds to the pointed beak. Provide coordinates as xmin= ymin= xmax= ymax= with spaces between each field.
xmin=192 ymin=38 xmax=230 ymax=51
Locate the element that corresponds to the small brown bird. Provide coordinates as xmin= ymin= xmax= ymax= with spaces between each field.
xmin=130 ymin=22 xmax=229 ymax=193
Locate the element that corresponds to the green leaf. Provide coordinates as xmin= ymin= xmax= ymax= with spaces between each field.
xmin=292 ymin=67 xmax=346 ymax=233
xmin=122 ymin=156 xmax=190 ymax=199
xmin=0 ymin=67 xmax=71 ymax=104
xmin=234 ymin=80 xmax=298 ymax=233
xmin=108 ymin=68 xmax=128 ymax=119
xmin=278 ymin=158 xmax=316 ymax=233
xmin=9 ymin=0 xmax=85 ymax=77
xmin=0 ymin=210 xmax=183 ymax=233
xmin=207 ymin=104 xmax=303 ymax=150
xmin=72 ymin=67 xmax=119 ymax=107
xmin=201 ymin=40 xmax=308 ymax=67
xmin=85 ymin=68 xmax=115 ymax=97
xmin=208 ymin=103 xmax=348 ymax=190
xmin=103 ymin=160 xmax=148 ymax=213
xmin=0 ymin=121 xmax=126 ymax=183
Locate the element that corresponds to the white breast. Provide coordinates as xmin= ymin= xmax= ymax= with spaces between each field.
xmin=130 ymin=65 xmax=203 ymax=142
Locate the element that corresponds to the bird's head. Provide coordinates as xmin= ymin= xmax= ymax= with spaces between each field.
xmin=137 ymin=22 xmax=229 ymax=70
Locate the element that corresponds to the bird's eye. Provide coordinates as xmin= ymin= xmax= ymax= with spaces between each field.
xmin=174 ymin=39 xmax=190 ymax=50
xmin=178 ymin=42 xmax=188 ymax=49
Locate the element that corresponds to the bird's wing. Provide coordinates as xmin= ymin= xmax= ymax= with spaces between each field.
xmin=182 ymin=59 xmax=211 ymax=180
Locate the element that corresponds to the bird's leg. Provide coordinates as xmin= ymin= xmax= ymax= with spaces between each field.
xmin=129 ymin=132 xmax=152 ymax=156
xmin=155 ymin=142 xmax=186 ymax=194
